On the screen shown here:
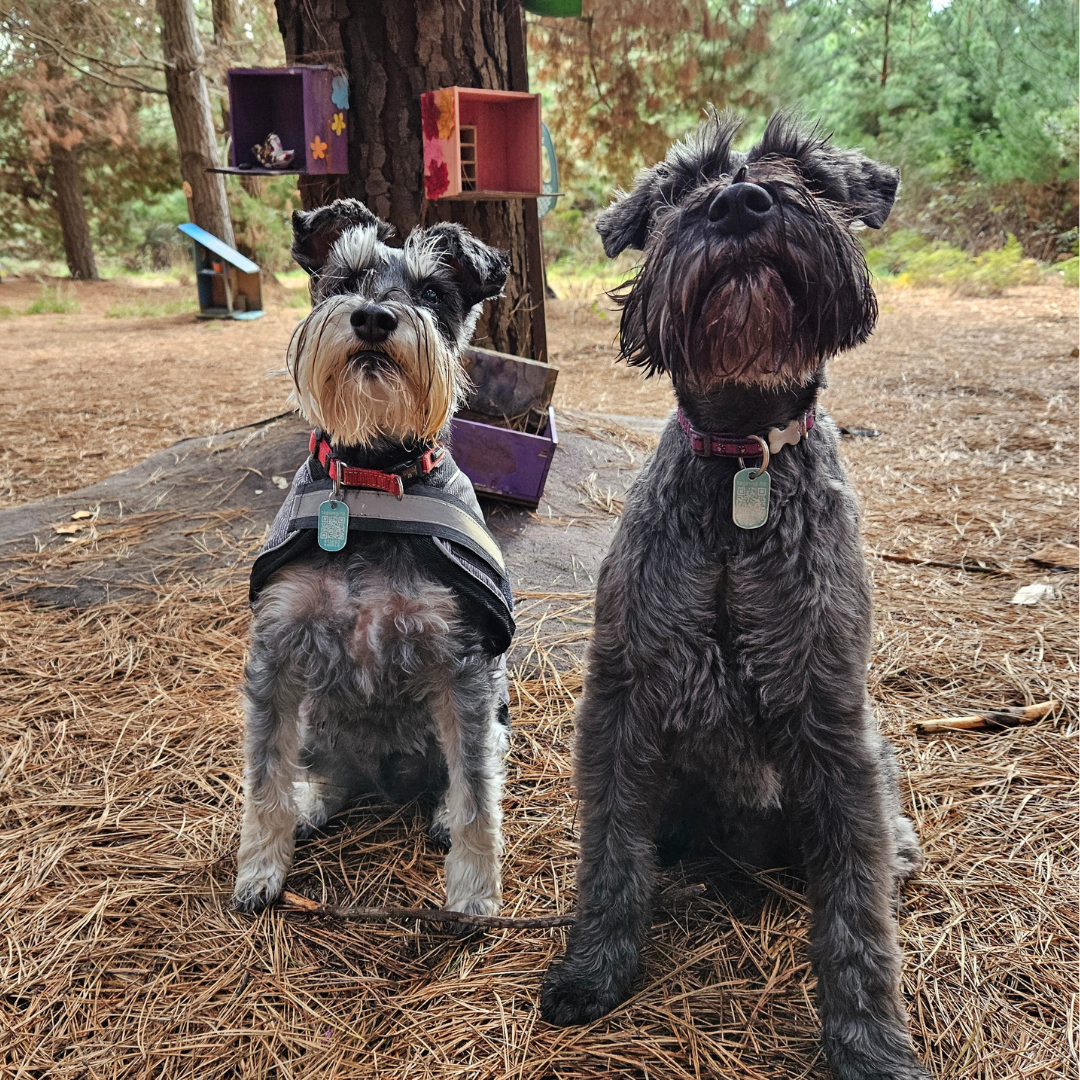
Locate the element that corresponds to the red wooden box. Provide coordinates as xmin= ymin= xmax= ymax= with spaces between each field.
xmin=422 ymin=88 xmax=542 ymax=200
xmin=222 ymin=66 xmax=348 ymax=176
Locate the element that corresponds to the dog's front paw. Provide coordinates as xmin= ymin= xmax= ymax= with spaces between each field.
xmin=826 ymin=1033 xmax=934 ymax=1080
xmin=444 ymin=847 xmax=501 ymax=923
xmin=445 ymin=894 xmax=500 ymax=918
xmin=232 ymin=863 xmax=287 ymax=913
xmin=831 ymin=1056 xmax=933 ymax=1080
xmin=540 ymin=961 xmax=629 ymax=1026
xmin=894 ymin=814 xmax=925 ymax=882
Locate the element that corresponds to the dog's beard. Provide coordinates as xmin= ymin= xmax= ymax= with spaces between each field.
xmin=615 ymin=183 xmax=877 ymax=391
xmin=287 ymin=297 xmax=462 ymax=446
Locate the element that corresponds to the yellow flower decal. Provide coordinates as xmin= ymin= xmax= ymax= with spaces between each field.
xmin=433 ymin=89 xmax=455 ymax=139
xmin=310 ymin=135 xmax=327 ymax=160
xmin=331 ymin=112 xmax=346 ymax=137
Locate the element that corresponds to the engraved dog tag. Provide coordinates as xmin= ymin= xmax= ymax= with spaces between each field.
xmin=317 ymin=499 xmax=350 ymax=551
xmin=732 ymin=468 xmax=771 ymax=530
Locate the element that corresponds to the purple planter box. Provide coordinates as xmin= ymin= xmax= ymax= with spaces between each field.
xmin=222 ymin=67 xmax=348 ymax=176
xmin=450 ymin=407 xmax=558 ymax=508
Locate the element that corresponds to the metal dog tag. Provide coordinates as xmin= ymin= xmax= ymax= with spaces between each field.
xmin=732 ymin=468 xmax=771 ymax=530
xmin=317 ymin=499 xmax=350 ymax=551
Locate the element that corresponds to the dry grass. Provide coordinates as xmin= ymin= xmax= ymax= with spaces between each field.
xmin=0 ymin=280 xmax=1076 ymax=1078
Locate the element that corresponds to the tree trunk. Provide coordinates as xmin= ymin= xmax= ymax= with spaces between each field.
xmin=43 ymin=57 xmax=98 ymax=281
xmin=48 ymin=125 xmax=98 ymax=281
xmin=274 ymin=0 xmax=546 ymax=359
xmin=157 ymin=0 xmax=236 ymax=247
xmin=211 ymin=0 xmax=239 ymax=44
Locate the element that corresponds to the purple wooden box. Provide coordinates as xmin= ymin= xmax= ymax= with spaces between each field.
xmin=224 ymin=67 xmax=348 ymax=176
xmin=448 ymin=346 xmax=559 ymax=507
xmin=450 ymin=407 xmax=558 ymax=508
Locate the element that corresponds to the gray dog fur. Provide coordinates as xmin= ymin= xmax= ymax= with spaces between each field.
xmin=232 ymin=202 xmax=512 ymax=920
xmin=539 ymin=113 xmax=933 ymax=1080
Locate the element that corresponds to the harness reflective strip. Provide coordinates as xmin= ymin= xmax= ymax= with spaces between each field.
xmin=291 ymin=488 xmax=506 ymax=573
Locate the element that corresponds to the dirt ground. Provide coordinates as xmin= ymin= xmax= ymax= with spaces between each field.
xmin=0 ymin=275 xmax=1076 ymax=1078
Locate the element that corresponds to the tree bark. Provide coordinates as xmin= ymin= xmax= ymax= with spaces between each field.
xmin=274 ymin=0 xmax=545 ymax=359
xmin=211 ymin=0 xmax=239 ymax=44
xmin=157 ymin=0 xmax=235 ymax=247
xmin=48 ymin=122 xmax=98 ymax=281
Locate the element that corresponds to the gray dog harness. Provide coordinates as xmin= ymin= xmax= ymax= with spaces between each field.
xmin=250 ymin=441 xmax=515 ymax=656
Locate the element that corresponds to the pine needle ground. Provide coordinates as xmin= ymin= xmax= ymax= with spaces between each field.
xmin=0 ymin=283 xmax=1075 ymax=1078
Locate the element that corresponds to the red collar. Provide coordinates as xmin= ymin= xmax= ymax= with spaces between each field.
xmin=309 ymin=431 xmax=446 ymax=499
xmin=677 ymin=407 xmax=815 ymax=459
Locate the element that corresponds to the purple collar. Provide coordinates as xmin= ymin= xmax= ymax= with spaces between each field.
xmin=677 ymin=407 xmax=816 ymax=459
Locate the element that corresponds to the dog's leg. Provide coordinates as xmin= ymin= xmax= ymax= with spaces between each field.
xmin=232 ymin=653 xmax=303 ymax=913
xmin=540 ymin=686 xmax=666 ymax=1025
xmin=428 ymin=658 xmax=505 ymax=916
xmin=793 ymin=725 xmax=930 ymax=1080
xmin=875 ymin=734 xmax=925 ymax=884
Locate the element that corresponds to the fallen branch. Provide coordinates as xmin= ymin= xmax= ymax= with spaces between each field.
xmin=915 ymin=700 xmax=1058 ymax=733
xmin=868 ymin=550 xmax=1010 ymax=575
xmin=281 ymin=883 xmax=707 ymax=930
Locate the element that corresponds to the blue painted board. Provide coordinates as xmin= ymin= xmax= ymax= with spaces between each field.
xmin=177 ymin=223 xmax=260 ymax=274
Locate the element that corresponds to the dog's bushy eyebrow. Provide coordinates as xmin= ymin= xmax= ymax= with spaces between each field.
xmin=747 ymin=113 xmax=830 ymax=165
xmin=664 ymin=108 xmax=745 ymax=191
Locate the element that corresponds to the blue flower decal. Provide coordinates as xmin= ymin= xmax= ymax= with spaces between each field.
xmin=331 ymin=75 xmax=349 ymax=111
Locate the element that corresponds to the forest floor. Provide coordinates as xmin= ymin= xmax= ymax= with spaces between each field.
xmin=0 ymin=275 xmax=1076 ymax=1079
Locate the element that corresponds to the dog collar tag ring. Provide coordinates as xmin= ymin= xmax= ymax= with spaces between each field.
xmin=732 ymin=436 xmax=771 ymax=530
xmin=317 ymin=497 xmax=350 ymax=551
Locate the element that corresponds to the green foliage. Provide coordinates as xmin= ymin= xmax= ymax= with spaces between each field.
xmin=1058 ymin=257 xmax=1079 ymax=286
xmin=0 ymin=0 xmax=287 ymax=270
xmin=867 ymin=230 xmax=1043 ymax=294
xmin=227 ymin=176 xmax=298 ymax=274
xmin=530 ymin=0 xmax=1078 ymax=259
xmin=105 ymin=297 xmax=199 ymax=317
xmin=530 ymin=0 xmax=779 ymax=198
xmin=24 ymin=284 xmax=80 ymax=314
xmin=541 ymin=205 xmax=608 ymax=272
xmin=281 ymin=288 xmax=312 ymax=309
xmin=756 ymin=0 xmax=1078 ymax=254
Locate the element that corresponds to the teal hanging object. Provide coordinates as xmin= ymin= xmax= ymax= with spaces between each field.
xmin=538 ymin=122 xmax=560 ymax=219
xmin=522 ymin=0 xmax=582 ymax=15
xmin=331 ymin=75 xmax=349 ymax=111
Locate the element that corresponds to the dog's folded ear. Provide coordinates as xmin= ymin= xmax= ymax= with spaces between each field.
xmin=425 ymin=223 xmax=510 ymax=308
xmin=598 ymin=111 xmax=744 ymax=257
xmin=596 ymin=172 xmax=661 ymax=258
xmin=831 ymin=151 xmax=899 ymax=229
xmin=750 ymin=115 xmax=900 ymax=229
xmin=292 ymin=199 xmax=395 ymax=275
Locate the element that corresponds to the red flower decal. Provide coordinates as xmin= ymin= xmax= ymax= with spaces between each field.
xmin=425 ymin=160 xmax=449 ymax=199
xmin=421 ymin=94 xmax=441 ymax=141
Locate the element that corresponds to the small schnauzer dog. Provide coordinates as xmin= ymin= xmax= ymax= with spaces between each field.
xmin=232 ymin=199 xmax=514 ymax=919
xmin=540 ymin=114 xmax=931 ymax=1079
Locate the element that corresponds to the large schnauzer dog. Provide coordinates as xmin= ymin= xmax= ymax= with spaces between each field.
xmin=233 ymin=201 xmax=513 ymax=919
xmin=540 ymin=114 xmax=931 ymax=1080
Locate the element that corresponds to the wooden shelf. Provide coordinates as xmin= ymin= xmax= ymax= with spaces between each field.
xmin=208 ymin=166 xmax=304 ymax=176
xmin=435 ymin=191 xmax=563 ymax=202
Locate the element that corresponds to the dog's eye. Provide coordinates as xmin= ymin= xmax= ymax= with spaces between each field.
xmin=421 ymin=286 xmax=440 ymax=306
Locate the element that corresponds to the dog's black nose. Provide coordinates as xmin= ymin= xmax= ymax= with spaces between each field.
xmin=350 ymin=303 xmax=398 ymax=343
xmin=707 ymin=182 xmax=775 ymax=236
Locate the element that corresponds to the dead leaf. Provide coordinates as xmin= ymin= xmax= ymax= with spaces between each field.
xmin=1027 ymin=542 xmax=1079 ymax=571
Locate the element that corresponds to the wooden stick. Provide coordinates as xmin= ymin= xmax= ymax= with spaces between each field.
xmin=281 ymin=883 xmax=707 ymax=930
xmin=915 ymin=701 xmax=1057 ymax=733
xmin=868 ymin=550 xmax=1010 ymax=575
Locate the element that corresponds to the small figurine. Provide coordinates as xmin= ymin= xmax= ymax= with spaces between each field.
xmin=252 ymin=133 xmax=295 ymax=169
